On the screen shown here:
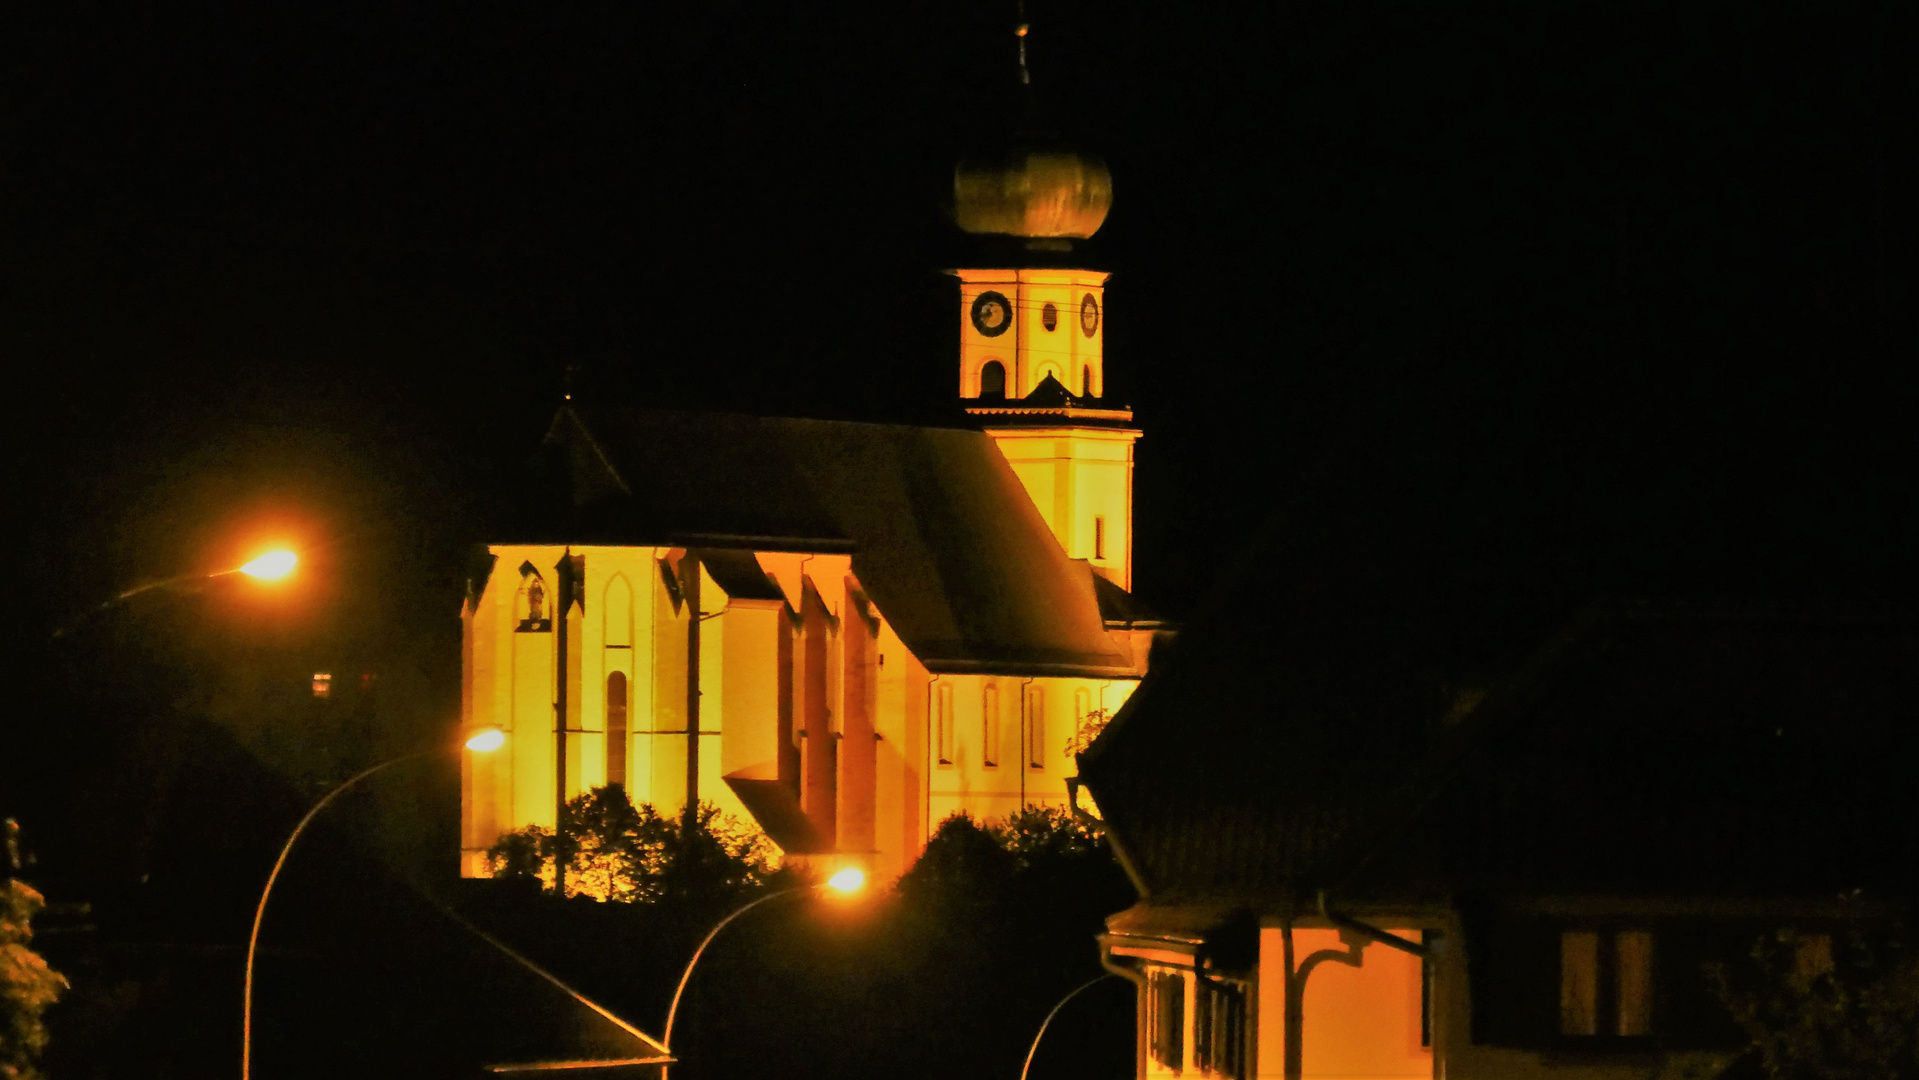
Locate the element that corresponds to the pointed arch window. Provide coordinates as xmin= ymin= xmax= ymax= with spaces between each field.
xmin=1081 ymin=365 xmax=1092 ymax=398
xmin=606 ymin=671 xmax=629 ymax=788
xmin=980 ymin=361 xmax=1006 ymax=399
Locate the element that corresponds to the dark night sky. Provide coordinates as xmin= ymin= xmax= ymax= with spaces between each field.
xmin=0 ymin=5 xmax=1914 ymax=1075
xmin=5 ymin=0 xmax=1915 ymax=708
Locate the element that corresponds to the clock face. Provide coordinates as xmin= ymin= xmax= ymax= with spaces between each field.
xmin=1080 ymin=294 xmax=1100 ymax=336
xmin=971 ymin=291 xmax=1012 ymax=337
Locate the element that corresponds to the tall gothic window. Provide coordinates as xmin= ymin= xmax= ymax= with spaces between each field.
xmin=606 ymin=671 xmax=629 ymax=788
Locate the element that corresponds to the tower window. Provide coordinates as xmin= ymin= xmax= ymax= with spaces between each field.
xmin=980 ymin=361 xmax=1006 ymax=399
xmin=1094 ymin=516 xmax=1106 ymax=560
xmin=1081 ymin=365 xmax=1091 ymax=398
xmin=1042 ymin=302 xmax=1058 ymax=331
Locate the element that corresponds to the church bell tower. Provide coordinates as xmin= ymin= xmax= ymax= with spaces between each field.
xmin=948 ymin=28 xmax=1141 ymax=591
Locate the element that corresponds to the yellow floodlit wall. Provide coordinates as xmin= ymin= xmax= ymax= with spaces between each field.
xmin=461 ymin=545 xmax=1143 ymax=881
xmin=955 ymin=268 xmax=1110 ymax=399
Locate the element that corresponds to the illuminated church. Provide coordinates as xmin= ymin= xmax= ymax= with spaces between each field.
xmin=458 ymin=138 xmax=1165 ymax=882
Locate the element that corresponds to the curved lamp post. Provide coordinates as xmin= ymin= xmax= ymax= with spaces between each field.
xmin=54 ymin=547 xmax=299 ymax=639
xmin=240 ymin=726 xmax=503 ymax=1080
xmin=1019 ymin=973 xmax=1122 ymax=1080
xmin=660 ymin=866 xmax=866 ymax=1077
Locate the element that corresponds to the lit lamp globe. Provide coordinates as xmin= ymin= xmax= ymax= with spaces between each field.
xmin=954 ymin=145 xmax=1113 ymax=243
xmin=464 ymin=727 xmax=506 ymax=753
xmin=238 ymin=550 xmax=298 ymax=580
xmin=825 ymin=867 xmax=866 ymax=895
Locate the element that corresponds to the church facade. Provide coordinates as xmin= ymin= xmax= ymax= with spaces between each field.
xmin=459 ymin=144 xmax=1161 ymax=883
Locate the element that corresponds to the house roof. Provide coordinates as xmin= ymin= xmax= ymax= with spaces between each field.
xmin=1083 ymin=600 xmax=1919 ymax=909
xmin=541 ymin=406 xmax=1137 ymax=679
xmin=1400 ymin=603 xmax=1919 ymax=898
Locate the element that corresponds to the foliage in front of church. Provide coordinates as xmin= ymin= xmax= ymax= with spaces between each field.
xmin=485 ymin=786 xmax=780 ymax=905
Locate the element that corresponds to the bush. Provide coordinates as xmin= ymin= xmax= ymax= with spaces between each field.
xmin=2 ymin=822 xmax=67 ymax=1080
xmin=485 ymin=787 xmax=777 ymax=906
xmin=1709 ymin=926 xmax=1919 ymax=1080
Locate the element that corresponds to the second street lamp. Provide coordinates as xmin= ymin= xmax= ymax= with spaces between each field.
xmin=240 ymin=726 xmax=504 ymax=1080
xmin=660 ymin=866 xmax=867 ymax=1079
xmin=53 ymin=546 xmax=301 ymax=639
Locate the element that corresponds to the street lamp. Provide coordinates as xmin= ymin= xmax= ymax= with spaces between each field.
xmin=240 ymin=727 xmax=504 ymax=1080
xmin=660 ymin=866 xmax=867 ymax=1077
xmin=53 ymin=547 xmax=301 ymax=638
xmin=1019 ymin=973 xmax=1122 ymax=1080
xmin=237 ymin=549 xmax=299 ymax=580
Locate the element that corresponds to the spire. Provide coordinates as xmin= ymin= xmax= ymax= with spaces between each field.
xmin=1016 ymin=2 xmax=1031 ymax=87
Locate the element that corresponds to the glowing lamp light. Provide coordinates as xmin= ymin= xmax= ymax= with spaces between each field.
xmin=239 ymin=550 xmax=298 ymax=580
xmin=464 ymin=728 xmax=506 ymax=753
xmin=825 ymin=867 xmax=866 ymax=894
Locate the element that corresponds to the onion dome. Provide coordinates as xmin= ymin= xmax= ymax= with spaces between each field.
xmin=954 ymin=145 xmax=1113 ymax=240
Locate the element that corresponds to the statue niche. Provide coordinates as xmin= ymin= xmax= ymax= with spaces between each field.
xmin=516 ymin=562 xmax=552 ymax=633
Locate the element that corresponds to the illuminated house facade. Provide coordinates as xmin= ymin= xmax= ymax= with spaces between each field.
xmin=459 ymin=142 xmax=1164 ymax=882
xmin=1080 ymin=603 xmax=1919 ymax=1080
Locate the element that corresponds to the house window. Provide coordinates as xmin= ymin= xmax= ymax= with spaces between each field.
xmin=606 ymin=671 xmax=628 ymax=788
xmin=1148 ymin=970 xmax=1186 ymax=1071
xmin=936 ymin=683 xmax=955 ymax=765
xmin=1561 ymin=930 xmax=1654 ymax=1038
xmin=1793 ymin=933 xmax=1834 ymax=985
xmin=1094 ymin=515 xmax=1106 ymax=560
xmin=1194 ymin=978 xmax=1247 ymax=1079
xmin=982 ymin=684 xmax=1000 ymax=767
xmin=980 ymin=361 xmax=1006 ymax=399
xmin=1026 ymin=686 xmax=1046 ymax=769
xmin=311 ymin=672 xmax=332 ymax=699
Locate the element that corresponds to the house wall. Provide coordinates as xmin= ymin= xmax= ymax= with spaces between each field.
xmin=926 ymin=672 xmax=1137 ymax=829
xmin=461 ymin=543 xmax=1140 ymax=883
xmin=1254 ymin=927 xmax=1431 ymax=1080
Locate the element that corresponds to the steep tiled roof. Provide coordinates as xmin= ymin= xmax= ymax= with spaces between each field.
xmin=542 ymin=406 xmax=1138 ymax=679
